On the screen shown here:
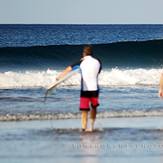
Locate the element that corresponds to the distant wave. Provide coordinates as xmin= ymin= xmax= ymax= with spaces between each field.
xmin=0 ymin=39 xmax=163 ymax=69
xmin=0 ymin=68 xmax=162 ymax=88
xmin=1 ymin=110 xmax=163 ymax=121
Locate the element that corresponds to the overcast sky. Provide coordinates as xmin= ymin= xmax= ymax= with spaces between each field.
xmin=0 ymin=0 xmax=163 ymax=24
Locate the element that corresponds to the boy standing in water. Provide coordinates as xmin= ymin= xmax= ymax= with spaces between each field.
xmin=159 ymin=73 xmax=163 ymax=97
xmin=56 ymin=46 xmax=102 ymax=132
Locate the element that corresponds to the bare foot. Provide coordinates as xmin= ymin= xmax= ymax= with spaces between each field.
xmin=80 ymin=128 xmax=86 ymax=132
xmin=85 ymin=128 xmax=94 ymax=132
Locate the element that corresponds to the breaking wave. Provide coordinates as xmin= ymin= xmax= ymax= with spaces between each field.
xmin=0 ymin=68 xmax=162 ymax=88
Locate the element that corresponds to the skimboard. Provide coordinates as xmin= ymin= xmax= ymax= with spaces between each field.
xmin=44 ymin=67 xmax=79 ymax=102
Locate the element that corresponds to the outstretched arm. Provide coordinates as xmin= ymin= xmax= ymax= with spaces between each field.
xmin=56 ymin=59 xmax=82 ymax=81
xmin=56 ymin=66 xmax=72 ymax=81
xmin=159 ymin=73 xmax=163 ymax=97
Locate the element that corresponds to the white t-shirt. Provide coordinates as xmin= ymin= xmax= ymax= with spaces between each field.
xmin=71 ymin=56 xmax=101 ymax=91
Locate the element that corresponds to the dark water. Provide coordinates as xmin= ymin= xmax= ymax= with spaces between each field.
xmin=0 ymin=24 xmax=163 ymax=70
xmin=1 ymin=39 xmax=163 ymax=70
xmin=0 ymin=25 xmax=163 ymax=71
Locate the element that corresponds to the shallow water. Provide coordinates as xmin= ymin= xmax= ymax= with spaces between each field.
xmin=0 ymin=86 xmax=163 ymax=121
xmin=0 ymin=117 xmax=163 ymax=163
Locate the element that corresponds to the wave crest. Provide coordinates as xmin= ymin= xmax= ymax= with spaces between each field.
xmin=1 ymin=39 xmax=163 ymax=69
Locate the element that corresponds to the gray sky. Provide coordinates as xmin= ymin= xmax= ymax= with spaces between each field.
xmin=0 ymin=0 xmax=163 ymax=24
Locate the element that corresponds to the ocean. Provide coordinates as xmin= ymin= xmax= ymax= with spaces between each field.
xmin=0 ymin=24 xmax=163 ymax=118
xmin=0 ymin=24 xmax=163 ymax=163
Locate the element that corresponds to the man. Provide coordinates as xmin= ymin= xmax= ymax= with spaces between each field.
xmin=56 ymin=45 xmax=102 ymax=132
xmin=159 ymin=72 xmax=163 ymax=97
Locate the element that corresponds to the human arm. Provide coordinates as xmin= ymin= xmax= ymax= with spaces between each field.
xmin=56 ymin=59 xmax=82 ymax=81
xmin=56 ymin=66 xmax=72 ymax=81
xmin=159 ymin=73 xmax=163 ymax=97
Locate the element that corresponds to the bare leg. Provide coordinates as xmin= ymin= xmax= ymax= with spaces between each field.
xmin=89 ymin=107 xmax=97 ymax=132
xmin=81 ymin=111 xmax=88 ymax=131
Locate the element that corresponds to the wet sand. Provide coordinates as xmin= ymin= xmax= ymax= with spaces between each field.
xmin=0 ymin=117 xmax=163 ymax=163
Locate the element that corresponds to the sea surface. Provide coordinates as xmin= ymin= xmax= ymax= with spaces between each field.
xmin=0 ymin=24 xmax=163 ymax=119
xmin=0 ymin=24 xmax=163 ymax=163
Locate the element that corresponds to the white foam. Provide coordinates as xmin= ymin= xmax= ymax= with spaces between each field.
xmin=100 ymin=68 xmax=162 ymax=86
xmin=1 ymin=110 xmax=163 ymax=121
xmin=0 ymin=68 xmax=162 ymax=88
